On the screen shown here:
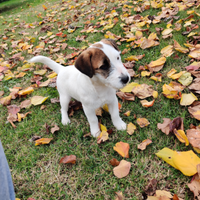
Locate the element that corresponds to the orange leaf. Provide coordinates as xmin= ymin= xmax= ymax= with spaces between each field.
xmin=42 ymin=5 xmax=47 ymax=10
xmin=138 ymin=139 xmax=152 ymax=150
xmin=59 ymin=155 xmax=76 ymax=164
xmin=35 ymin=138 xmax=53 ymax=146
xmin=113 ymin=141 xmax=130 ymax=158
xmin=109 ymin=158 xmax=120 ymax=166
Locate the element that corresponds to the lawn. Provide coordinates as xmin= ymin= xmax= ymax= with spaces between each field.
xmin=0 ymin=0 xmax=200 ymax=199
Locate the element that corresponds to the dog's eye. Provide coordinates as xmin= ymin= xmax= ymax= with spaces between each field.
xmin=117 ymin=57 xmax=119 ymax=60
xmin=100 ymin=64 xmax=109 ymax=70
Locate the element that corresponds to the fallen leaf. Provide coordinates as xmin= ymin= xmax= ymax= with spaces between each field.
xmin=138 ymin=139 xmax=152 ymax=150
xmin=156 ymin=147 xmax=200 ymax=176
xmin=20 ymin=99 xmax=31 ymax=109
xmin=188 ymin=173 xmax=200 ymax=200
xmin=157 ymin=118 xmax=171 ymax=135
xmin=173 ymin=129 xmax=189 ymax=146
xmin=18 ymin=87 xmax=34 ymax=96
xmin=97 ymin=131 xmax=109 ymax=144
xmin=35 ymin=138 xmax=53 ymax=146
xmin=178 ymin=72 xmax=193 ymax=86
xmin=7 ymin=105 xmax=20 ymax=115
xmin=59 ymin=155 xmax=76 ymax=164
xmin=127 ymin=122 xmax=136 ymax=135
xmin=169 ymin=117 xmax=184 ymax=133
xmin=144 ymin=179 xmax=158 ymax=196
xmin=186 ymin=129 xmax=200 ymax=149
xmin=188 ymin=102 xmax=200 ymax=120
xmin=0 ymin=95 xmax=12 ymax=105
xmin=137 ymin=118 xmax=150 ymax=127
xmin=109 ymin=158 xmax=120 ymax=167
xmin=132 ymin=84 xmax=154 ymax=99
xmin=180 ymin=93 xmax=197 ymax=106
xmin=124 ymin=111 xmax=130 ymax=117
xmin=31 ymin=96 xmax=48 ymax=106
xmin=113 ymin=141 xmax=130 ymax=158
xmin=113 ymin=160 xmax=131 ymax=178
xmin=140 ymin=99 xmax=155 ymax=107
xmin=116 ymin=91 xmax=135 ymax=101
xmin=51 ymin=124 xmax=60 ymax=134
xmin=174 ymin=40 xmax=189 ymax=53
xmin=115 ymin=191 xmax=124 ymax=200
xmin=120 ymin=82 xmax=139 ymax=93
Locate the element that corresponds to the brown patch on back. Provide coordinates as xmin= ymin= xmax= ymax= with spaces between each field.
xmin=101 ymin=39 xmax=119 ymax=51
xmin=75 ymin=48 xmax=110 ymax=78
xmin=91 ymin=43 xmax=103 ymax=49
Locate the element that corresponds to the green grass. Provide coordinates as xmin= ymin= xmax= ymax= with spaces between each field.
xmin=0 ymin=0 xmax=200 ymax=199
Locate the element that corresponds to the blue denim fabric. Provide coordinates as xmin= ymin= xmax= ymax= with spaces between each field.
xmin=0 ymin=140 xmax=15 ymax=200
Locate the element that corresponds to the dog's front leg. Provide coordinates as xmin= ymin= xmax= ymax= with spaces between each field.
xmin=82 ymin=105 xmax=100 ymax=137
xmin=108 ymin=96 xmax=126 ymax=131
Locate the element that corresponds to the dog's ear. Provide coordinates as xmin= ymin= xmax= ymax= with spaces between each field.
xmin=75 ymin=48 xmax=109 ymax=78
xmin=75 ymin=50 xmax=94 ymax=78
xmin=101 ymin=39 xmax=119 ymax=51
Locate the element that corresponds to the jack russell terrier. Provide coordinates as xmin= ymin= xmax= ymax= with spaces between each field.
xmin=29 ymin=39 xmax=130 ymax=137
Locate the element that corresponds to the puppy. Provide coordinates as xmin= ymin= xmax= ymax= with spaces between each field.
xmin=29 ymin=39 xmax=130 ymax=137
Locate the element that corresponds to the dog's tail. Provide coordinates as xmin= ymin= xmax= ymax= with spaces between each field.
xmin=29 ymin=55 xmax=63 ymax=74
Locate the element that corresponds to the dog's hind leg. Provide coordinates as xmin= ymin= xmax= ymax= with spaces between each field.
xmin=59 ymin=94 xmax=71 ymax=125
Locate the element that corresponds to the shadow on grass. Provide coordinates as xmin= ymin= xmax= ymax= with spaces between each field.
xmin=0 ymin=0 xmax=29 ymax=13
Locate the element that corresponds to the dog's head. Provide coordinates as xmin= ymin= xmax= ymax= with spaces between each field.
xmin=75 ymin=39 xmax=130 ymax=90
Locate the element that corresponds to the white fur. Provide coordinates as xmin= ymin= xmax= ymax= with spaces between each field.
xmin=29 ymin=41 xmax=130 ymax=137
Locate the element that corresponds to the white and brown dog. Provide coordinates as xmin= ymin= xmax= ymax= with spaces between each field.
xmin=29 ymin=39 xmax=130 ymax=137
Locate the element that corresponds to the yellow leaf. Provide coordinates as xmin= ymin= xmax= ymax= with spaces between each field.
xmin=141 ymin=71 xmax=151 ymax=77
xmin=102 ymin=104 xmax=109 ymax=112
xmin=127 ymin=122 xmax=136 ymax=135
xmin=35 ymin=138 xmax=53 ymax=146
xmin=18 ymin=87 xmax=34 ymax=96
xmin=149 ymin=57 xmax=166 ymax=68
xmin=174 ymin=40 xmax=189 ymax=53
xmin=100 ymin=124 xmax=107 ymax=131
xmin=153 ymin=91 xmax=158 ymax=98
xmin=0 ymin=95 xmax=12 ymax=105
xmin=34 ymin=69 xmax=47 ymax=75
xmin=31 ymin=96 xmax=48 ymax=106
xmin=120 ymin=82 xmax=139 ymax=93
xmin=162 ymin=28 xmax=173 ymax=36
xmin=178 ymin=72 xmax=193 ymax=86
xmin=170 ymin=71 xmax=186 ymax=80
xmin=137 ymin=118 xmax=150 ymax=127
xmin=113 ymin=141 xmax=130 ymax=158
xmin=125 ymin=55 xmax=139 ymax=61
xmin=180 ymin=93 xmax=197 ymax=106
xmin=47 ymin=72 xmax=57 ymax=78
xmin=160 ymin=45 xmax=174 ymax=57
xmin=156 ymin=148 xmax=200 ymax=176
xmin=174 ymin=129 xmax=189 ymax=146
xmin=124 ymin=110 xmax=130 ymax=117
xmin=167 ymin=68 xmax=177 ymax=78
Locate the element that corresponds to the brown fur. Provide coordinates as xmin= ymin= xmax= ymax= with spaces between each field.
xmin=75 ymin=48 xmax=110 ymax=78
xmin=101 ymin=39 xmax=119 ymax=51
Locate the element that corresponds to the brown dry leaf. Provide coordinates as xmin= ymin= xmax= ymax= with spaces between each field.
xmin=35 ymin=138 xmax=53 ymax=146
xmin=138 ymin=139 xmax=152 ymax=150
xmin=116 ymin=91 xmax=135 ymax=101
xmin=7 ymin=105 xmax=20 ymax=115
xmin=144 ymin=179 xmax=158 ymax=196
xmin=109 ymin=158 xmax=120 ymax=167
xmin=137 ymin=118 xmax=150 ymax=128
xmin=188 ymin=173 xmax=200 ymax=200
xmin=113 ymin=160 xmax=131 ymax=178
xmin=115 ymin=191 xmax=124 ymax=200
xmin=188 ymin=78 xmax=200 ymax=93
xmin=186 ymin=129 xmax=200 ymax=149
xmin=148 ymin=57 xmax=166 ymax=72
xmin=174 ymin=40 xmax=189 ymax=53
xmin=0 ymin=91 xmax=4 ymax=97
xmin=156 ymin=190 xmax=173 ymax=198
xmin=20 ymin=99 xmax=31 ymax=109
xmin=113 ymin=141 xmax=130 ymax=158
xmin=59 ymin=155 xmax=76 ymax=164
xmin=127 ymin=122 xmax=136 ymax=135
xmin=132 ymin=84 xmax=154 ymax=99
xmin=157 ymin=118 xmax=171 ymax=135
xmin=97 ymin=131 xmax=109 ymax=144
xmin=188 ymin=102 xmax=200 ymax=120
xmin=169 ymin=117 xmax=184 ymax=133
xmin=0 ymin=95 xmax=12 ymax=105
xmin=51 ymin=124 xmax=60 ymax=134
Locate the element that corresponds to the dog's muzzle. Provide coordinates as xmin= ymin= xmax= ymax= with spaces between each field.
xmin=120 ymin=75 xmax=130 ymax=85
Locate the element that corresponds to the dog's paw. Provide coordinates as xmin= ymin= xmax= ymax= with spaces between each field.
xmin=91 ymin=129 xmax=101 ymax=137
xmin=61 ymin=118 xmax=71 ymax=125
xmin=114 ymin=119 xmax=127 ymax=130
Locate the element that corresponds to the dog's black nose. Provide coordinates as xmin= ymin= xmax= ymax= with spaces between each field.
xmin=121 ymin=75 xmax=130 ymax=84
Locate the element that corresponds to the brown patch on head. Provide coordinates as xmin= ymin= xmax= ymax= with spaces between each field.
xmin=101 ymin=39 xmax=119 ymax=51
xmin=75 ymin=48 xmax=110 ymax=78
